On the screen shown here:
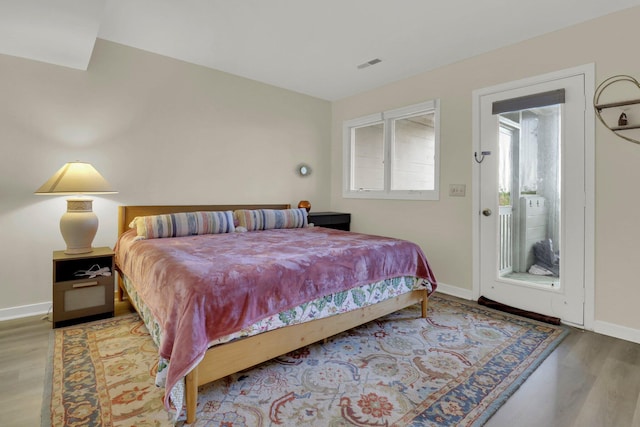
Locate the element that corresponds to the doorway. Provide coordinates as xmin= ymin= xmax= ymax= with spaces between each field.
xmin=472 ymin=66 xmax=594 ymax=327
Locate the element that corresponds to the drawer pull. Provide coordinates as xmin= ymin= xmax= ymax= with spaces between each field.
xmin=72 ymin=281 xmax=99 ymax=289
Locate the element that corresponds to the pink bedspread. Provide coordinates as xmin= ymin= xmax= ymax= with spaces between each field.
xmin=115 ymin=226 xmax=437 ymax=409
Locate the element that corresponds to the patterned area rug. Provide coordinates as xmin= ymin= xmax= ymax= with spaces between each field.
xmin=42 ymin=295 xmax=568 ymax=426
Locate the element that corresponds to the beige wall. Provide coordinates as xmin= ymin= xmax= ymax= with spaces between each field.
xmin=0 ymin=39 xmax=331 ymax=314
xmin=2 ymin=8 xmax=639 ymax=339
xmin=331 ymin=7 xmax=640 ymax=336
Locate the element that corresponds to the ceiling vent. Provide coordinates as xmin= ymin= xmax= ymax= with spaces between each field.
xmin=357 ymin=58 xmax=382 ymax=70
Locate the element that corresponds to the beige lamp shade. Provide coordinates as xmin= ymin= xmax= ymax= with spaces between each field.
xmin=35 ymin=162 xmax=117 ymax=254
xmin=34 ymin=162 xmax=116 ymax=195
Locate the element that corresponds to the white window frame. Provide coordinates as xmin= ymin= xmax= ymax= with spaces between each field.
xmin=342 ymin=99 xmax=440 ymax=200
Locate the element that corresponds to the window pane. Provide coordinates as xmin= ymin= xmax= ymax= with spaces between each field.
xmin=352 ymin=123 xmax=384 ymax=191
xmin=391 ymin=112 xmax=435 ymax=190
xmin=498 ymin=104 xmax=562 ymax=284
xmin=499 ymin=125 xmax=513 ymax=206
xmin=342 ymin=99 xmax=439 ymax=200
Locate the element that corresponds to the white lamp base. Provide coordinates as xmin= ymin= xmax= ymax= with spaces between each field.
xmin=60 ymin=198 xmax=98 ymax=254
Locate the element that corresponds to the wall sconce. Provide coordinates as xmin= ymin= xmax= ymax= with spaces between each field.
xmin=297 ymin=163 xmax=312 ymax=177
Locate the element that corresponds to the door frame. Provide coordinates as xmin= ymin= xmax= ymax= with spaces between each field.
xmin=471 ymin=64 xmax=595 ymax=330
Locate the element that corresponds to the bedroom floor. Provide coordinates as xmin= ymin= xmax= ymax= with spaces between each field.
xmin=1 ymin=296 xmax=639 ymax=427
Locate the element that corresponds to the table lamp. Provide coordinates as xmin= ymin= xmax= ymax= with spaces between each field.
xmin=35 ymin=162 xmax=117 ymax=254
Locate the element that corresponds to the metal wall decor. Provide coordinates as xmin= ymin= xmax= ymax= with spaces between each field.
xmin=594 ymin=74 xmax=640 ymax=145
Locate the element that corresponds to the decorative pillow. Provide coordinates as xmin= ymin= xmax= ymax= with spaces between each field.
xmin=129 ymin=211 xmax=235 ymax=239
xmin=234 ymin=208 xmax=308 ymax=231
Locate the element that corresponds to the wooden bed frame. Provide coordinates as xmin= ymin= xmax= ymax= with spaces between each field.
xmin=116 ymin=204 xmax=429 ymax=424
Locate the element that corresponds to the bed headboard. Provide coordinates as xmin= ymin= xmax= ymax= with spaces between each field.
xmin=118 ymin=204 xmax=291 ymax=237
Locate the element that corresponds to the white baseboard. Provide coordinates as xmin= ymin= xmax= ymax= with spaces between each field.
xmin=0 ymin=301 xmax=51 ymax=322
xmin=594 ymin=320 xmax=640 ymax=345
xmin=434 ymin=282 xmax=474 ymax=301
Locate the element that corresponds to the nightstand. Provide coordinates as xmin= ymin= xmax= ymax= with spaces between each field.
xmin=308 ymin=212 xmax=351 ymax=231
xmin=52 ymin=247 xmax=115 ymax=328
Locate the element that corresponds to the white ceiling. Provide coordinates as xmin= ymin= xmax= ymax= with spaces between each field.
xmin=3 ymin=0 xmax=640 ymax=100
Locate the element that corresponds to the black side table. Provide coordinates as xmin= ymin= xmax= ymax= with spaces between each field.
xmin=308 ymin=212 xmax=351 ymax=231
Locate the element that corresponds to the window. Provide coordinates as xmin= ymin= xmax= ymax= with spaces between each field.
xmin=343 ymin=100 xmax=440 ymax=200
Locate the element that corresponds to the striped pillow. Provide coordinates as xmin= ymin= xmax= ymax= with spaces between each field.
xmin=129 ymin=211 xmax=235 ymax=239
xmin=234 ymin=208 xmax=308 ymax=231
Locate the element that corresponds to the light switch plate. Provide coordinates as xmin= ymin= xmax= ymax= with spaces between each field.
xmin=449 ymin=184 xmax=466 ymax=197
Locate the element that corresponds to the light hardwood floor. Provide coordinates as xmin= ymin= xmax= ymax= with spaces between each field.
xmin=1 ymin=299 xmax=639 ymax=427
xmin=0 ymin=301 xmax=136 ymax=427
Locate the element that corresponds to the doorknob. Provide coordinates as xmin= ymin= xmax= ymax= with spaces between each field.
xmin=482 ymin=209 xmax=492 ymax=216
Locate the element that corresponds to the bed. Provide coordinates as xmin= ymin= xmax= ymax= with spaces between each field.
xmin=115 ymin=204 xmax=437 ymax=424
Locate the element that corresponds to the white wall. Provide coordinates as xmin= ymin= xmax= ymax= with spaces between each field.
xmin=0 ymin=39 xmax=331 ymax=317
xmin=331 ymin=7 xmax=640 ymax=338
